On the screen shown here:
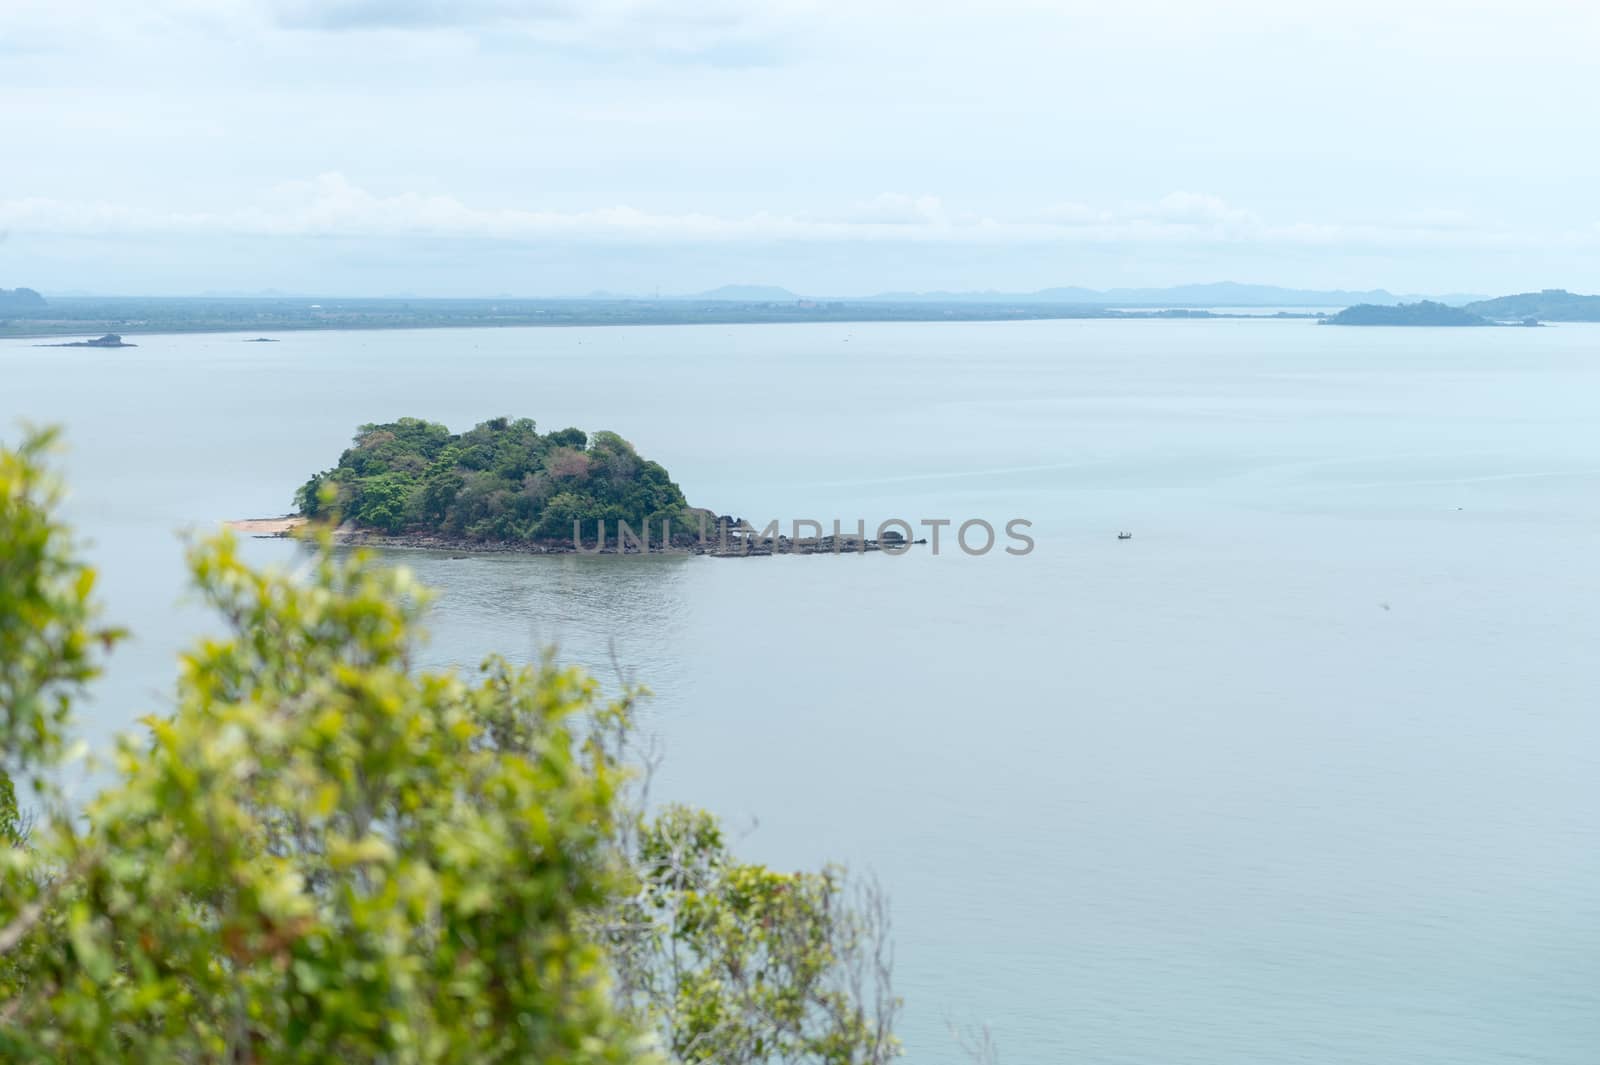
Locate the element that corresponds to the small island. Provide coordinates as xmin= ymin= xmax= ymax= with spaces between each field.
xmin=38 ymin=333 xmax=139 ymax=348
xmin=296 ymin=417 xmax=700 ymax=547
xmin=290 ymin=417 xmax=917 ymax=556
xmin=1320 ymin=301 xmax=1491 ymax=327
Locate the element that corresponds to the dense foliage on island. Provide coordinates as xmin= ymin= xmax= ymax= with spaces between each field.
xmin=0 ymin=429 xmax=900 ymax=1062
xmin=1463 ymin=289 xmax=1600 ymax=322
xmin=297 ymin=416 xmax=699 ymax=542
xmin=0 ymin=287 xmax=45 ymax=314
xmin=1321 ymin=300 xmax=1491 ymax=326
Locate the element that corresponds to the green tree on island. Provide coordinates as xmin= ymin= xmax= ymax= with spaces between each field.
xmin=298 ymin=417 xmax=700 ymax=543
xmin=0 ymin=429 xmax=899 ymax=1063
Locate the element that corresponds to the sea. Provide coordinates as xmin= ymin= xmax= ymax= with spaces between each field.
xmin=3 ymin=318 xmax=1597 ymax=1063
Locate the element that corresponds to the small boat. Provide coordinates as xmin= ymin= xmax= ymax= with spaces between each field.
xmin=1117 ymin=531 xmax=1132 ymax=540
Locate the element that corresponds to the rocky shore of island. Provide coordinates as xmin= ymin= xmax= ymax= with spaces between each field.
xmin=229 ymin=516 xmax=926 ymax=557
xmin=338 ymin=531 xmax=925 ymax=557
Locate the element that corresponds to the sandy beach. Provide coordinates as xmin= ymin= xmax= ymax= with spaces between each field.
xmin=227 ymin=516 xmax=306 ymax=535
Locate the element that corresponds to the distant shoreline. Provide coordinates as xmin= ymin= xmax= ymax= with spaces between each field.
xmin=0 ymin=309 xmax=1326 ymax=342
xmin=0 ymin=298 xmax=1336 ymax=342
xmin=9 ymin=288 xmax=1598 ymax=340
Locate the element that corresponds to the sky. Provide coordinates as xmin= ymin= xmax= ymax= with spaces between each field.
xmin=3 ymin=0 xmax=1599 ymax=297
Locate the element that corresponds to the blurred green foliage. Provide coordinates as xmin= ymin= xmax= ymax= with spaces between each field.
xmin=0 ymin=430 xmax=899 ymax=1063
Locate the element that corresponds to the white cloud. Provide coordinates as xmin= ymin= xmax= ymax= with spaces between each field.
xmin=1148 ymin=192 xmax=1260 ymax=229
xmin=0 ymin=0 xmax=818 ymax=65
xmin=0 ymin=0 xmax=258 ymax=41
xmin=839 ymin=194 xmax=946 ymax=226
xmin=269 ymin=0 xmax=575 ymax=31
xmin=266 ymin=0 xmax=813 ymax=34
xmin=0 ymin=174 xmax=1554 ymax=253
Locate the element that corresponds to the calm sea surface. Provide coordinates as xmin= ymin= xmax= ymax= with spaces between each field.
xmin=3 ymin=319 xmax=1598 ymax=1063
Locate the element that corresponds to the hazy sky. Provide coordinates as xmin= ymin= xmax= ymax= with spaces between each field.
xmin=4 ymin=0 xmax=1599 ymax=296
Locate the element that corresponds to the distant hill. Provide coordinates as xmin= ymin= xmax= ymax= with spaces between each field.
xmin=1321 ymin=301 xmax=1492 ymax=327
xmin=0 ymin=287 xmax=46 ymax=313
xmin=683 ymin=285 xmax=802 ymax=302
xmin=1464 ymin=289 xmax=1600 ymax=322
xmin=857 ymin=282 xmax=1482 ymax=308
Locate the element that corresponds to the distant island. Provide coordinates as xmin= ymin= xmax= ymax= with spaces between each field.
xmin=1462 ymin=289 xmax=1600 ymax=322
xmin=37 ymin=333 xmax=138 ymax=347
xmin=1325 ymin=288 xmax=1600 ymax=326
xmin=1321 ymin=301 xmax=1493 ymax=327
xmin=0 ymin=287 xmax=46 ymax=314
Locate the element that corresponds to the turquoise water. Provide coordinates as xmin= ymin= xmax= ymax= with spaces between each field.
xmin=3 ymin=319 xmax=1598 ymax=1062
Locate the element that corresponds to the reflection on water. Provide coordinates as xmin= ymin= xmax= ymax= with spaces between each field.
xmin=397 ymin=549 xmax=700 ymax=720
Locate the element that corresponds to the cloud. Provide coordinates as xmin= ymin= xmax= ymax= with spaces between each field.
xmin=0 ymin=0 xmax=259 ymax=41
xmin=839 ymin=194 xmax=946 ymax=226
xmin=0 ymin=0 xmax=813 ymax=67
xmin=270 ymin=0 xmax=575 ymax=31
xmin=261 ymin=0 xmax=816 ymax=63
xmin=1148 ymin=192 xmax=1260 ymax=228
xmin=0 ymin=174 xmax=1555 ymax=254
